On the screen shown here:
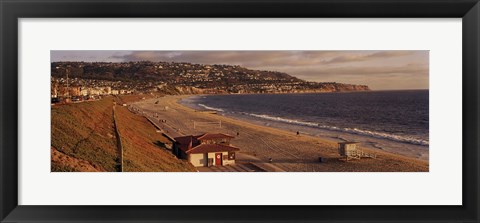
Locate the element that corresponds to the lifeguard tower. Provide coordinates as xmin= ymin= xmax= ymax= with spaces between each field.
xmin=338 ymin=141 xmax=377 ymax=161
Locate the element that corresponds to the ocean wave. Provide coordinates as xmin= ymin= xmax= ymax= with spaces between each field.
xmin=245 ymin=113 xmax=429 ymax=146
xmin=198 ymin=104 xmax=224 ymax=112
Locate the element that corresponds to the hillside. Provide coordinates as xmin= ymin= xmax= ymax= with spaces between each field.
xmin=51 ymin=61 xmax=370 ymax=94
xmin=51 ymin=61 xmax=301 ymax=83
xmin=115 ymin=96 xmax=196 ymax=172
xmin=51 ymin=98 xmax=118 ymax=171
xmin=51 ymin=96 xmax=195 ymax=172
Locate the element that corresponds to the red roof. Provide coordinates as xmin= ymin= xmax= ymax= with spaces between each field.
xmin=174 ymin=135 xmax=199 ymax=146
xmin=174 ymin=136 xmax=198 ymax=152
xmin=195 ymin=133 xmax=234 ymax=140
xmin=174 ymin=133 xmax=238 ymax=153
xmin=186 ymin=144 xmax=240 ymax=154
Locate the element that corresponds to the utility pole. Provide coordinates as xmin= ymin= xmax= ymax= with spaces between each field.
xmin=66 ymin=67 xmax=70 ymax=101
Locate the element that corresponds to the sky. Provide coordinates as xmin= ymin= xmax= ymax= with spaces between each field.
xmin=51 ymin=50 xmax=429 ymax=90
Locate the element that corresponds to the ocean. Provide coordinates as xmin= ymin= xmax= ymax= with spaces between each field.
xmin=180 ymin=90 xmax=429 ymax=160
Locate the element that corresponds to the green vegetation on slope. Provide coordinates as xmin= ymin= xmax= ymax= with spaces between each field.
xmin=115 ymin=105 xmax=195 ymax=172
xmin=51 ymin=97 xmax=118 ymax=171
xmin=51 ymin=95 xmax=194 ymax=172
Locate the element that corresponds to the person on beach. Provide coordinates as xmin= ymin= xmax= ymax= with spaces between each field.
xmin=296 ymin=131 xmax=300 ymax=136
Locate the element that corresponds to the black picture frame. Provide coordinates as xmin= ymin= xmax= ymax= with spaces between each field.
xmin=1 ymin=0 xmax=479 ymax=222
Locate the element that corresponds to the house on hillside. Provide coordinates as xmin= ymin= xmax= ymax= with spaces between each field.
xmin=173 ymin=133 xmax=240 ymax=167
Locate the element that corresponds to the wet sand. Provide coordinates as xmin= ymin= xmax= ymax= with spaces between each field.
xmin=132 ymin=95 xmax=428 ymax=172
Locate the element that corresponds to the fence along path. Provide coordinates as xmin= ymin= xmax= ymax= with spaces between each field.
xmin=112 ymin=104 xmax=123 ymax=172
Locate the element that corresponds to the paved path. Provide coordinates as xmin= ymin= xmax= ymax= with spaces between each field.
xmin=129 ymin=104 xmax=184 ymax=138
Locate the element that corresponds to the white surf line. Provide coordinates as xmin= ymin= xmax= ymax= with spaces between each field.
xmin=204 ymin=110 xmax=302 ymax=160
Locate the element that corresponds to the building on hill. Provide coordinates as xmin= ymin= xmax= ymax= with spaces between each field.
xmin=173 ymin=133 xmax=239 ymax=167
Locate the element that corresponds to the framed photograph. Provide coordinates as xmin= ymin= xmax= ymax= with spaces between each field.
xmin=1 ymin=0 xmax=479 ymax=222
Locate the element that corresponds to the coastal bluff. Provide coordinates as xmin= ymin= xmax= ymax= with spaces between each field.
xmin=51 ymin=61 xmax=370 ymax=95
xmin=171 ymin=82 xmax=370 ymax=95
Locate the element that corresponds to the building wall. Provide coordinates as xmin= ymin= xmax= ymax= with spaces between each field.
xmin=184 ymin=150 xmax=237 ymax=167
xmin=223 ymin=151 xmax=235 ymax=166
xmin=223 ymin=158 xmax=235 ymax=166
xmin=207 ymin=152 xmax=235 ymax=166
xmin=188 ymin=153 xmax=207 ymax=167
xmin=207 ymin=152 xmax=218 ymax=166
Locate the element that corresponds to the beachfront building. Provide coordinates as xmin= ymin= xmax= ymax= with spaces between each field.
xmin=173 ymin=133 xmax=240 ymax=167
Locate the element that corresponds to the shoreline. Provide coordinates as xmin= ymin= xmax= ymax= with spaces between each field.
xmin=134 ymin=94 xmax=428 ymax=172
xmin=179 ymin=94 xmax=429 ymax=161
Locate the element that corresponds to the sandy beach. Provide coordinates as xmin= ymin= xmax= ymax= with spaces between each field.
xmin=132 ymin=95 xmax=429 ymax=172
